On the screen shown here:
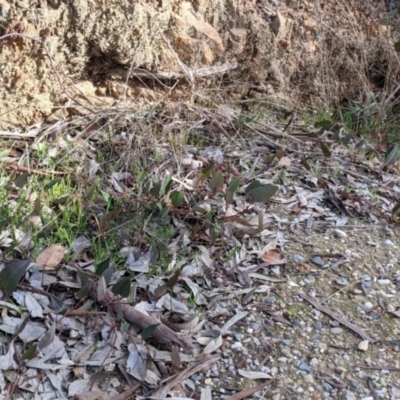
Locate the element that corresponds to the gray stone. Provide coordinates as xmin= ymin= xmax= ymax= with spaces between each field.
xmin=311 ymin=256 xmax=324 ymax=267
xmin=293 ymin=254 xmax=305 ymax=262
xmin=298 ymin=362 xmax=311 ymax=373
xmin=336 ymin=277 xmax=350 ymax=286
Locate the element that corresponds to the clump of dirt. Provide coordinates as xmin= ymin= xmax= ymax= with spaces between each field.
xmin=0 ymin=0 xmax=398 ymax=129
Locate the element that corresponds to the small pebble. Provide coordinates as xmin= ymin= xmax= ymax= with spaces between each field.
xmin=314 ymin=322 xmax=323 ymax=330
xmin=391 ymin=387 xmax=400 ymax=397
xmin=311 ymin=256 xmax=324 ymax=267
xmin=281 ymin=339 xmax=290 ymax=346
xmin=383 ymin=239 xmax=394 ymax=247
xmin=334 ymin=229 xmax=347 ymax=238
xmin=322 ymin=382 xmax=333 ymax=392
xmin=364 ymin=302 xmax=373 ymax=311
xmin=377 ymin=279 xmax=391 ymax=285
xmin=345 ymin=390 xmax=356 ymax=400
xmin=298 ymin=362 xmax=311 ymax=373
xmin=231 ymin=342 xmax=243 ymax=350
xmin=293 ymin=254 xmax=305 ymax=263
xmin=336 ymin=277 xmax=350 ymax=286
xmin=358 ymin=340 xmax=369 ymax=352
xmin=331 ymin=327 xmax=343 ymax=334
xmin=362 ymin=274 xmax=371 ymax=281
xmin=369 ymin=312 xmax=381 ymax=320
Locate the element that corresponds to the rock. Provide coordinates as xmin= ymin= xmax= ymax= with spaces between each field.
xmin=369 ymin=312 xmax=381 ymax=320
xmin=311 ymin=256 xmax=324 ymax=267
xmin=358 ymin=340 xmax=369 ymax=352
xmin=293 ymin=254 xmax=305 ymax=263
xmin=336 ymin=277 xmax=350 ymax=286
xmin=298 ymin=362 xmax=311 ymax=373
xmin=334 ymin=229 xmax=347 ymax=238
xmin=330 ymin=327 xmax=343 ymax=334
xmin=364 ymin=302 xmax=373 ymax=311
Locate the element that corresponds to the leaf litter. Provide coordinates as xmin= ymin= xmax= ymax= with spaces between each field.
xmin=1 ymin=104 xmax=400 ymax=399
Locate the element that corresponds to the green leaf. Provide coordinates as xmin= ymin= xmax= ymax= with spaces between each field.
xmin=21 ymin=344 xmax=37 ymax=361
xmin=0 ymin=149 xmax=10 ymax=158
xmin=85 ymin=185 xmax=96 ymax=199
xmin=193 ymin=205 xmax=207 ymax=214
xmin=76 ymin=268 xmax=89 ymax=286
xmin=391 ymin=203 xmax=400 ymax=222
xmin=385 ymin=143 xmax=399 ymax=165
xmin=50 ymin=296 xmax=68 ymax=315
xmin=75 ymin=281 xmax=92 ymax=299
xmin=149 ymin=245 xmax=160 ymax=266
xmin=90 ymin=371 xmax=113 ymax=384
xmin=111 ymin=277 xmax=131 ymax=298
xmin=395 ymin=41 xmax=400 ymax=53
xmin=44 ymin=178 xmax=62 ymax=191
xmin=15 ymin=316 xmax=30 ymax=336
xmin=341 ymin=132 xmax=353 ymax=146
xmin=95 ymin=257 xmax=111 ymax=276
xmin=320 ymin=143 xmax=332 ymax=158
xmin=300 ymin=157 xmax=312 ymax=171
xmin=102 ymin=266 xmax=113 ymax=286
xmin=154 ymin=284 xmax=167 ymax=299
xmin=202 ymin=163 xmax=215 ymax=179
xmin=166 ymin=270 xmax=181 ymax=288
xmin=263 ymin=154 xmax=276 ymax=165
xmin=209 ymin=171 xmax=224 ymax=193
xmin=314 ymin=119 xmax=332 ymax=129
xmin=226 ymin=177 xmax=241 ymax=204
xmin=161 ymin=174 xmax=172 ymax=196
xmin=141 ymin=324 xmax=159 ymax=340
xmin=0 ymin=259 xmax=31 ymax=296
xmin=381 ymin=10 xmax=397 ymax=25
xmin=121 ymin=322 xmax=129 ymax=334
xmin=245 ymin=179 xmax=261 ymax=194
xmin=149 ymin=181 xmax=162 ymax=197
xmin=228 ymin=177 xmax=241 ymax=192
xmin=14 ymin=173 xmax=29 ymax=189
xmin=170 ymin=191 xmax=184 ymax=207
xmin=245 ymin=184 xmax=278 ymax=203
xmin=355 ymin=139 xmax=366 ymax=149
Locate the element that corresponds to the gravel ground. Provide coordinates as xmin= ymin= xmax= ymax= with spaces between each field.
xmin=193 ymin=217 xmax=400 ymax=400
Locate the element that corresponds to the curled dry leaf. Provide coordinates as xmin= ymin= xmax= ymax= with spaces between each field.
xmin=238 ymin=369 xmax=273 ymax=380
xmin=261 ymin=249 xmax=286 ymax=265
xmin=36 ymin=245 xmax=66 ymax=269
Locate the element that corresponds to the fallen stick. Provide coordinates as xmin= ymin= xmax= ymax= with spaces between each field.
xmin=353 ymin=364 xmax=400 ymax=371
xmin=90 ymin=283 xmax=193 ymax=353
xmin=126 ymin=62 xmax=238 ymax=80
xmin=297 ymin=291 xmax=375 ymax=342
xmin=226 ymin=379 xmax=275 ymax=400
xmin=150 ymin=354 xmax=220 ymax=398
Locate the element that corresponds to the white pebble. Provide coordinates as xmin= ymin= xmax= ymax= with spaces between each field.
xmin=358 ymin=340 xmax=369 ymax=352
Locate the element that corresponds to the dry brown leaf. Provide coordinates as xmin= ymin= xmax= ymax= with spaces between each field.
xmin=261 ymin=249 xmax=285 ymax=264
xmin=36 ymin=244 xmax=66 ymax=268
xmin=298 ymin=263 xmax=311 ymax=273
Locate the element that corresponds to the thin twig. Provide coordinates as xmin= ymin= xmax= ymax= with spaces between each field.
xmin=297 ymin=291 xmax=375 ymax=342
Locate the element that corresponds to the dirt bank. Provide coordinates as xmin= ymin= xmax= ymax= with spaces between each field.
xmin=0 ymin=0 xmax=398 ymax=129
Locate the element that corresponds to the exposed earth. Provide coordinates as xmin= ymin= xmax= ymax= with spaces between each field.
xmin=0 ymin=0 xmax=399 ymax=129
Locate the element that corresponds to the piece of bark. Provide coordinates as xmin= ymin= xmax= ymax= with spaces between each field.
xmin=225 ymin=380 xmax=275 ymax=400
xmin=90 ymin=284 xmax=193 ymax=353
xmin=150 ymin=354 xmax=220 ymax=398
xmin=297 ymin=291 xmax=374 ymax=342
